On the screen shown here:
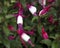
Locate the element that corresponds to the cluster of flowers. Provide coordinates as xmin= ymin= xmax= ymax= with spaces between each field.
xmin=7 ymin=0 xmax=56 ymax=48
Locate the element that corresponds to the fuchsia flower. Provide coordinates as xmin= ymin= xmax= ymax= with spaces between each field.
xmin=42 ymin=27 xmax=49 ymax=39
xmin=26 ymin=3 xmax=37 ymax=16
xmin=14 ymin=2 xmax=35 ymax=47
xmin=39 ymin=5 xmax=51 ymax=16
xmin=8 ymin=25 xmax=14 ymax=31
xmin=17 ymin=29 xmax=34 ymax=47
xmin=48 ymin=0 xmax=55 ymax=3
xmin=17 ymin=15 xmax=34 ymax=47
xmin=48 ymin=15 xmax=54 ymax=24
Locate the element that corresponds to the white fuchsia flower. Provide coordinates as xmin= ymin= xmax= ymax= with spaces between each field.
xmin=17 ymin=29 xmax=34 ymax=47
xmin=26 ymin=4 xmax=37 ymax=16
xmin=13 ymin=2 xmax=35 ymax=47
xmin=17 ymin=15 xmax=23 ymax=25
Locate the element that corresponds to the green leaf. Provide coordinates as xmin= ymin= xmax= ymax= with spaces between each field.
xmin=24 ymin=26 xmax=31 ymax=30
xmin=35 ymin=45 xmax=42 ymax=48
xmin=31 ymin=16 xmax=38 ymax=23
xmin=5 ymin=14 xmax=14 ymax=19
xmin=52 ymin=41 xmax=60 ymax=48
xmin=49 ymin=25 xmax=55 ymax=32
xmin=37 ymin=24 xmax=42 ymax=34
xmin=2 ymin=6 xmax=8 ymax=14
xmin=20 ymin=0 xmax=26 ymax=8
xmin=41 ymin=39 xmax=52 ymax=46
xmin=0 ymin=16 xmax=3 ymax=23
xmin=3 ymin=25 xmax=10 ymax=36
xmin=11 ymin=0 xmax=16 ymax=3
xmin=3 ymin=39 xmax=10 ymax=48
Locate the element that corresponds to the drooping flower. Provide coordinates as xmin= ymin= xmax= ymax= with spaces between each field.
xmin=17 ymin=29 xmax=30 ymax=42
xmin=48 ymin=15 xmax=54 ymax=24
xmin=8 ymin=25 xmax=14 ymax=31
xmin=26 ymin=3 xmax=37 ymax=16
xmin=39 ymin=5 xmax=51 ymax=16
xmin=17 ymin=29 xmax=34 ymax=47
xmin=14 ymin=2 xmax=34 ymax=47
xmin=42 ymin=27 xmax=48 ymax=39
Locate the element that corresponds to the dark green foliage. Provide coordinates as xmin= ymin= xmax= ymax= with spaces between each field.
xmin=0 ymin=0 xmax=60 ymax=48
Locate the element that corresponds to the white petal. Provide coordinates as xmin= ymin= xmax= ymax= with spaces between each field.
xmin=43 ymin=0 xmax=46 ymax=6
xmin=21 ymin=33 xmax=30 ymax=42
xmin=29 ymin=6 xmax=37 ymax=14
xmin=17 ymin=15 xmax=23 ymax=24
xmin=38 ymin=0 xmax=46 ymax=6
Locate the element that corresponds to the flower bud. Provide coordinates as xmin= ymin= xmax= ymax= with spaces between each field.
xmin=8 ymin=25 xmax=14 ymax=31
xmin=39 ymin=5 xmax=51 ymax=16
xmin=42 ymin=27 xmax=48 ymax=39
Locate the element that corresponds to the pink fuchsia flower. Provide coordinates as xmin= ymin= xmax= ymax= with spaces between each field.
xmin=39 ymin=5 xmax=51 ymax=16
xmin=48 ymin=15 xmax=54 ymax=24
xmin=8 ymin=36 xmax=15 ymax=40
xmin=26 ymin=3 xmax=37 ymax=16
xmin=42 ymin=27 xmax=49 ymax=39
xmin=8 ymin=25 xmax=15 ymax=31
xmin=47 ymin=0 xmax=55 ymax=3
